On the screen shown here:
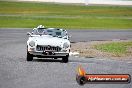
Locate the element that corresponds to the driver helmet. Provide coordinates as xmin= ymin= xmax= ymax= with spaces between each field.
xmin=37 ymin=25 xmax=45 ymax=29
xmin=37 ymin=25 xmax=47 ymax=35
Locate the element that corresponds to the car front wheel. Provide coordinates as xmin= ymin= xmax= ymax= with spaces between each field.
xmin=62 ymin=55 xmax=69 ymax=63
xmin=27 ymin=51 xmax=33 ymax=61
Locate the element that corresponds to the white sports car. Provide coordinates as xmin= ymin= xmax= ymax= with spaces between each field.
xmin=27 ymin=25 xmax=70 ymax=63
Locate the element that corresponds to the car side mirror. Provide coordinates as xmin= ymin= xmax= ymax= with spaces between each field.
xmin=27 ymin=32 xmax=32 ymax=37
xmin=63 ymin=36 xmax=68 ymax=39
xmin=67 ymin=35 xmax=71 ymax=40
xmin=68 ymin=35 xmax=71 ymax=38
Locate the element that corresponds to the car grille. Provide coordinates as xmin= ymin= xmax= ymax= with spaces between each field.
xmin=36 ymin=45 xmax=61 ymax=52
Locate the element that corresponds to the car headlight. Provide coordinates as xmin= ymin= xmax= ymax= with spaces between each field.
xmin=63 ymin=42 xmax=69 ymax=49
xmin=29 ymin=41 xmax=35 ymax=47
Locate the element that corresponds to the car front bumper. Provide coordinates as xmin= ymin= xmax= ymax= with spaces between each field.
xmin=29 ymin=51 xmax=69 ymax=58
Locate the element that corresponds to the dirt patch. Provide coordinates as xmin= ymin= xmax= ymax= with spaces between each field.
xmin=71 ymin=40 xmax=132 ymax=60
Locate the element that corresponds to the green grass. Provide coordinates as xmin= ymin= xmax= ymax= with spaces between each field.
xmin=95 ymin=42 xmax=132 ymax=56
xmin=0 ymin=1 xmax=132 ymax=29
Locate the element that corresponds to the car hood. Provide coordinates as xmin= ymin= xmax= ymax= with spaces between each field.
xmin=29 ymin=35 xmax=69 ymax=47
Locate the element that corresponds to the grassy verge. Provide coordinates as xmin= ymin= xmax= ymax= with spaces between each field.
xmin=95 ymin=41 xmax=132 ymax=56
xmin=0 ymin=1 xmax=132 ymax=29
xmin=0 ymin=16 xmax=132 ymax=29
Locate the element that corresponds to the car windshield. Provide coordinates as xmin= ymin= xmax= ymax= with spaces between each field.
xmin=33 ymin=28 xmax=46 ymax=35
xmin=32 ymin=28 xmax=67 ymax=38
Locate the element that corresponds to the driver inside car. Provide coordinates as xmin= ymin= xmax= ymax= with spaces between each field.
xmin=32 ymin=25 xmax=47 ymax=35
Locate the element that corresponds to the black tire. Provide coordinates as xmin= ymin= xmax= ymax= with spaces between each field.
xmin=62 ymin=55 xmax=69 ymax=63
xmin=27 ymin=51 xmax=33 ymax=61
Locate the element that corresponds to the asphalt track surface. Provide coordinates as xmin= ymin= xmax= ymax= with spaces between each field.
xmin=0 ymin=29 xmax=132 ymax=88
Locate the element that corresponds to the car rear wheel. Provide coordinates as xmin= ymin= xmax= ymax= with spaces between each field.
xmin=62 ymin=55 xmax=69 ymax=63
xmin=27 ymin=51 xmax=33 ymax=61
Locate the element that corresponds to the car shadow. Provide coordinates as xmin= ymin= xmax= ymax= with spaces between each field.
xmin=33 ymin=58 xmax=62 ymax=63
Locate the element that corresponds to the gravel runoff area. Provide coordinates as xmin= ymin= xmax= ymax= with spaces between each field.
xmin=71 ymin=40 xmax=132 ymax=60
